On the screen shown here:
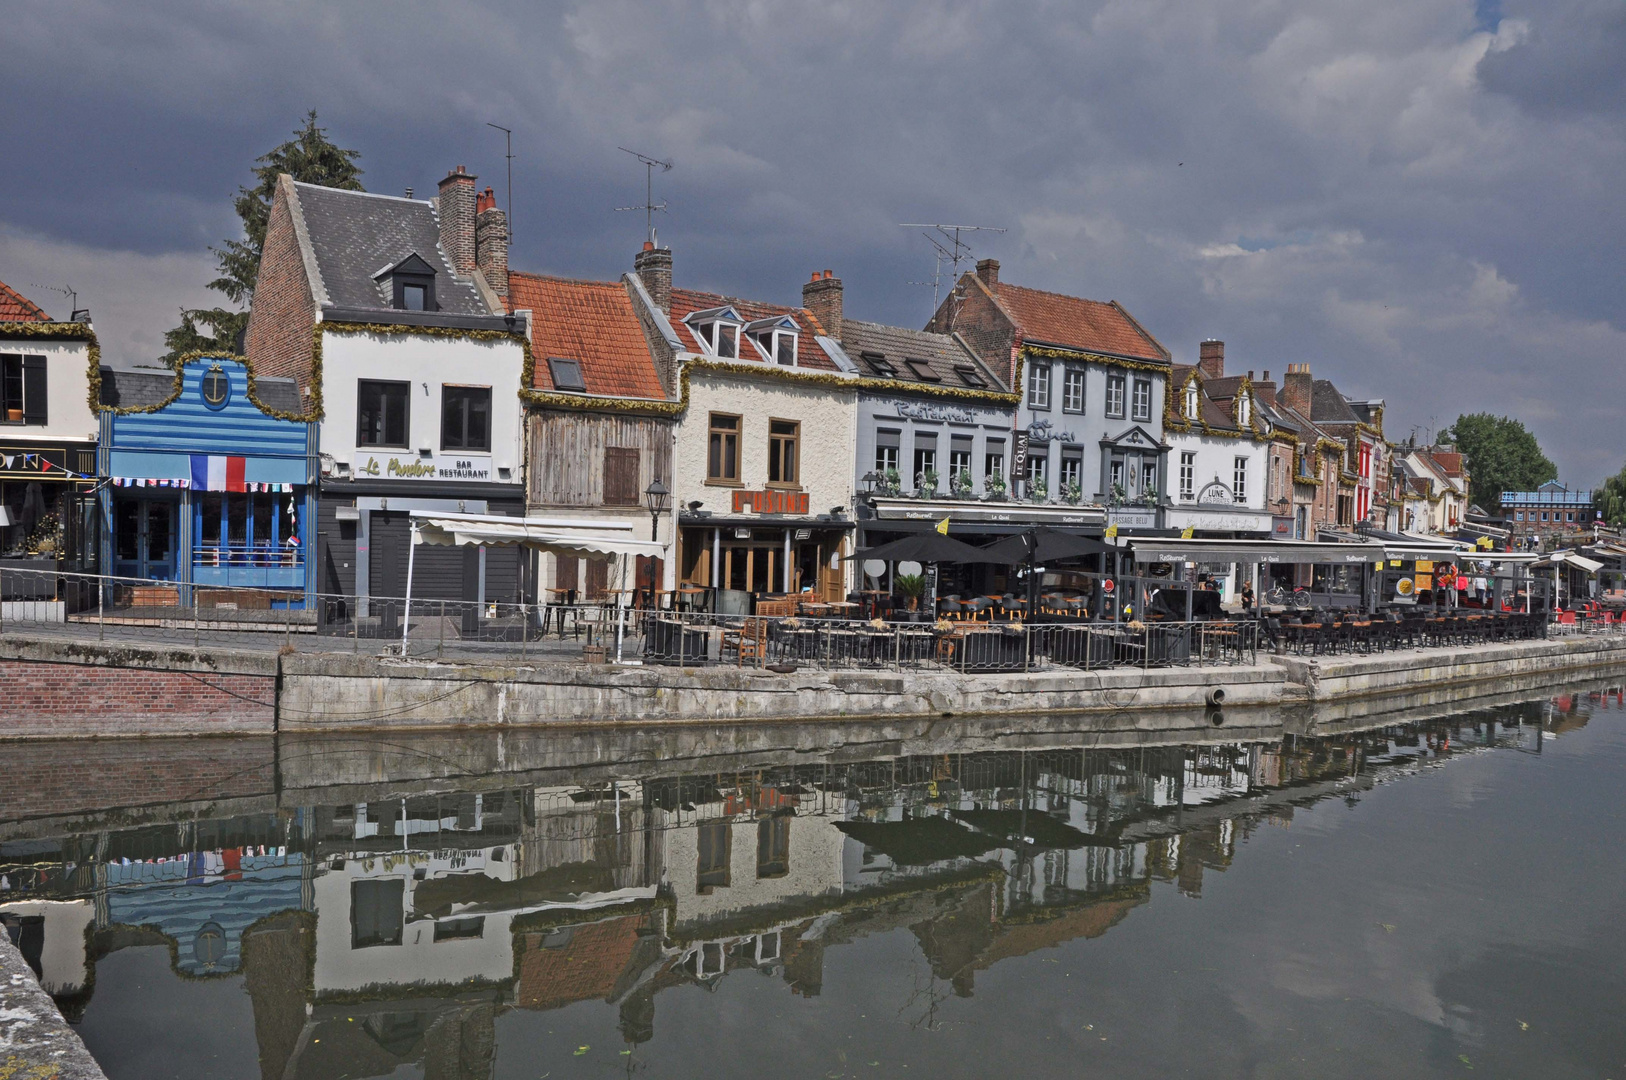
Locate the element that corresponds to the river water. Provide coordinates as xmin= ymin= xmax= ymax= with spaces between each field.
xmin=1 ymin=689 xmax=1623 ymax=1080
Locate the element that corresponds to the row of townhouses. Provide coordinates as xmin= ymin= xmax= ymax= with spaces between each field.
xmin=0 ymin=162 xmax=1471 ymax=612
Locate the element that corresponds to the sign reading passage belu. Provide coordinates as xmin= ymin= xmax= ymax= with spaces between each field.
xmin=732 ymin=489 xmax=811 ymax=515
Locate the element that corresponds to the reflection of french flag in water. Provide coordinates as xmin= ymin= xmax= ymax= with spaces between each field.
xmin=189 ymin=454 xmax=246 ymax=492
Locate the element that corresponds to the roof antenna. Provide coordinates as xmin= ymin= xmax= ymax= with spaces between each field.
xmin=898 ymin=223 xmax=1005 ymax=325
xmin=29 ymin=282 xmax=77 ymax=320
xmin=486 ymin=123 xmax=514 ymax=240
xmin=614 ymin=147 xmax=673 ymax=243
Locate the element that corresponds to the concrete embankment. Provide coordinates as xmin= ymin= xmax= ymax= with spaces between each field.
xmin=1 ymin=632 xmax=1625 ymax=737
xmin=0 ymin=926 xmax=108 ymax=1080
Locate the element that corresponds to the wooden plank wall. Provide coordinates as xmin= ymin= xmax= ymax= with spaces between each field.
xmin=527 ymin=412 xmax=674 ymax=507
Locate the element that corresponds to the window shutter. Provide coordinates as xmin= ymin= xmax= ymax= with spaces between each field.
xmin=603 ymin=447 xmax=640 ymax=506
xmin=585 ymin=558 xmax=608 ymax=599
xmin=22 ymin=356 xmax=46 ymax=425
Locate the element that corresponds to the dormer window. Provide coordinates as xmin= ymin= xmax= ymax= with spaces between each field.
xmin=903 ymin=359 xmax=941 ymax=382
xmin=1185 ymin=382 xmax=1200 ymax=420
xmin=685 ymin=307 xmax=742 ymax=359
xmin=1237 ymin=392 xmax=1251 ymax=426
xmin=374 ymin=253 xmax=438 ymax=312
xmin=745 ymin=316 xmax=799 ymax=366
xmin=954 ymin=365 xmax=986 ymax=388
xmin=861 ymin=351 xmax=896 ymax=378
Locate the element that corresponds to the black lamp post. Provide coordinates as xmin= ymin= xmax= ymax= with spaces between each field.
xmin=645 ymin=477 xmax=669 ymax=541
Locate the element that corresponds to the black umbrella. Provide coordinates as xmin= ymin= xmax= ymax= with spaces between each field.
xmin=980 ymin=526 xmax=1110 ymax=565
xmin=850 ymin=532 xmax=1010 ymax=564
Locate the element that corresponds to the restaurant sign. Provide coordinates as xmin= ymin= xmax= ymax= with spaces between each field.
xmin=732 ymin=489 xmax=811 ymax=515
xmin=357 ymin=453 xmax=493 ymax=483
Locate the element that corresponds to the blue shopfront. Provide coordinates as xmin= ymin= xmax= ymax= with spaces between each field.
xmin=98 ymin=357 xmax=317 ymax=607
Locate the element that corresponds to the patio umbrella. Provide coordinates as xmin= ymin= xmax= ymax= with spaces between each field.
xmin=980 ymin=527 xmax=1110 ymax=565
xmin=850 ymin=532 xmax=1010 ymax=564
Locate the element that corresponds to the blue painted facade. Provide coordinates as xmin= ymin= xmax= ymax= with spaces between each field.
xmin=98 ymin=358 xmax=318 ymax=604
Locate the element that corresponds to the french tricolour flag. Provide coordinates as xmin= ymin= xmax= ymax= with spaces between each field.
xmin=190 ymin=454 xmax=246 ymax=492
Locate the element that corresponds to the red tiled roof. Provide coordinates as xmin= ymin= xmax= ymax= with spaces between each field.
xmin=990 ymin=281 xmax=1167 ymax=362
xmin=515 ymin=915 xmax=645 ymax=1011
xmin=1429 ymin=450 xmax=1463 ymax=476
xmin=510 ymin=272 xmax=667 ymax=399
xmin=669 ymin=288 xmax=839 ymax=371
xmin=0 ymin=279 xmax=48 ymax=322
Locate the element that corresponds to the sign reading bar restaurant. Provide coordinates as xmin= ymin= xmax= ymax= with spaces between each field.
xmin=732 ymin=489 xmax=811 ymax=515
xmin=357 ymin=454 xmax=492 ymax=482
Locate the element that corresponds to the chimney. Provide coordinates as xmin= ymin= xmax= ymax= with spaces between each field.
xmin=475 ymin=186 xmax=509 ymax=300
xmin=1198 ymin=339 xmax=1224 ymax=380
xmin=1282 ymin=362 xmax=1313 ymax=417
xmin=802 ymin=269 xmax=843 ymax=339
xmin=975 ymin=258 xmax=1000 ymax=287
xmin=634 ymin=241 xmax=673 ymax=314
xmin=436 ymin=165 xmax=478 ymax=276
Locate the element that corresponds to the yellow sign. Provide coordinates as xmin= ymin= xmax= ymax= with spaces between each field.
xmin=1389 ymin=559 xmax=1402 ymax=568
xmin=1416 ymin=560 xmax=1434 ymax=574
xmin=1105 ymin=524 xmax=1119 ymax=539
xmin=1180 ymin=525 xmax=1195 ymax=540
xmin=1477 ymin=536 xmax=1494 ymax=550
xmin=935 ymin=517 xmax=950 ymax=535
xmin=1374 ymin=561 xmax=1384 ymax=571
xmin=1416 ymin=573 xmax=1433 ymax=590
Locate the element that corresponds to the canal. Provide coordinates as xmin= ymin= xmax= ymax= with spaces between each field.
xmin=1 ymin=690 xmax=1623 ymax=1079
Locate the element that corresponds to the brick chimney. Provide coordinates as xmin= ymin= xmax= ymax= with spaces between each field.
xmin=1282 ymin=362 xmax=1313 ymax=417
xmin=1198 ymin=339 xmax=1224 ymax=380
xmin=1253 ymin=370 xmax=1277 ymax=406
xmin=634 ymin=241 xmax=673 ymax=314
xmin=802 ymin=269 xmax=842 ymax=339
xmin=474 ymin=187 xmax=508 ymax=300
xmin=975 ymin=258 xmax=1000 ymax=287
xmin=437 ymin=166 xmax=478 ymax=276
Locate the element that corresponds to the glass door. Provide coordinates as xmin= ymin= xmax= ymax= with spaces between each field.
xmin=112 ymin=498 xmax=177 ymax=581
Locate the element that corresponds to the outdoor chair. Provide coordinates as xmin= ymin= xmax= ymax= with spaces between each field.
xmin=722 ymin=618 xmax=768 ymax=666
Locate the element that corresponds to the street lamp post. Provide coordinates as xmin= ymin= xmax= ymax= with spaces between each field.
xmin=645 ymin=477 xmax=670 ymax=541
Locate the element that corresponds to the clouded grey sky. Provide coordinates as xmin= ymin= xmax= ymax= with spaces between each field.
xmin=2 ymin=0 xmax=1621 ymax=482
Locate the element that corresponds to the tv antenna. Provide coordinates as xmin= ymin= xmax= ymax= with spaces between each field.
xmin=614 ymin=147 xmax=673 ymax=242
xmin=486 ymin=123 xmax=513 ymax=237
xmin=899 ymin=223 xmax=1005 ymax=321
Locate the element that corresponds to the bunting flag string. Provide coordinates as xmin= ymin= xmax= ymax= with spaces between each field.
xmin=106 ymin=478 xmax=297 ymax=491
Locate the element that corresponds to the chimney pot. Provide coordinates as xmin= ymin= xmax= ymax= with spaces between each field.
xmin=644 ymin=240 xmax=655 ymax=252
xmin=474 ymin=188 xmax=508 ymax=300
xmin=1263 ymin=369 xmax=1270 ymax=381
xmin=803 ymin=270 xmax=843 ymax=339
xmin=404 ymin=187 xmax=414 ymax=199
xmin=975 ymin=258 xmax=1000 ymax=287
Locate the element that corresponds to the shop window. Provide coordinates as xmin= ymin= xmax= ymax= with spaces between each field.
xmin=707 ymin=413 xmax=740 ymax=483
xmin=697 ymin=820 xmax=730 ymax=893
xmin=357 ymin=380 xmax=410 ymax=448
xmin=1132 ymin=378 xmax=1153 ymax=421
xmin=768 ymin=419 xmax=799 ymax=486
xmin=757 ymin=816 xmax=791 ymax=880
xmin=0 ymin=354 xmax=46 ymax=425
xmin=1062 ymin=368 xmax=1085 ymax=413
xmin=604 ymin=447 xmax=640 ymax=506
xmin=1027 ymin=363 xmax=1051 ymax=410
xmin=351 ymin=879 xmax=404 ymax=948
xmin=441 ymin=386 xmax=491 ymax=452
xmin=1105 ymin=375 xmax=1125 ymax=419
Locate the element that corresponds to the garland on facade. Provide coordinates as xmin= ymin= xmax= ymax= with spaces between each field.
xmin=0 ymin=321 xmax=102 ymax=416
xmin=1160 ymin=369 xmax=1271 ymax=443
xmin=95 ymin=347 xmax=316 ymax=424
xmin=1021 ymin=342 xmax=1170 ymax=376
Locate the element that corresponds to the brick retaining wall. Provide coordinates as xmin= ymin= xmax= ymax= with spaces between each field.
xmin=0 ymin=737 xmax=276 ymax=824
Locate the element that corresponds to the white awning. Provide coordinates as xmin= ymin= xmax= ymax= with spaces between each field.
xmin=1554 ymin=552 xmax=1603 ymax=574
xmin=1128 ymin=538 xmax=1386 ymax=564
xmin=409 ymin=511 xmax=665 ymax=559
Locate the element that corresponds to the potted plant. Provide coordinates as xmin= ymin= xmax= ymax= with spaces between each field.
xmin=1111 ymin=482 xmax=1128 ymax=504
xmin=894 ymin=573 xmax=926 ymax=612
xmin=984 ymin=473 xmax=1008 ymax=501
xmin=881 ymin=468 xmax=903 ymax=496
xmin=1142 ymin=485 xmax=1158 ymax=506
xmin=953 ymin=469 xmax=973 ymax=498
xmin=1029 ymin=477 xmax=1049 ymax=504
xmin=1062 ymin=479 xmax=1083 ymax=505
xmin=916 ymin=469 xmax=939 ymax=499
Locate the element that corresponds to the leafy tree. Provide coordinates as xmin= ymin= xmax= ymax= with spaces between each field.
xmin=164 ymin=111 xmax=363 ymax=358
xmin=1440 ymin=413 xmax=1557 ymax=511
xmin=1595 ymin=464 xmax=1626 ymax=527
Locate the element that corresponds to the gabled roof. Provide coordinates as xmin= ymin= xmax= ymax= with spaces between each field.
xmin=1310 ymin=379 xmax=1361 ymax=424
xmin=840 ymin=319 xmax=1008 ymax=392
xmin=669 ymin=288 xmax=840 ymax=371
xmin=509 ymin=272 xmax=667 ymax=400
xmin=985 ymin=280 xmax=1168 ymax=362
xmin=291 ymin=181 xmax=493 ymax=316
xmin=0 ymin=279 xmax=48 ymax=322
xmin=1169 ymin=364 xmax=1243 ymax=433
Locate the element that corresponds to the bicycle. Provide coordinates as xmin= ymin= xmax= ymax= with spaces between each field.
xmin=1266 ymin=585 xmax=1313 ymax=610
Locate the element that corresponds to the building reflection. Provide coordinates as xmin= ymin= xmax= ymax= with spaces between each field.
xmin=0 ymin=699 xmax=1578 ymax=1079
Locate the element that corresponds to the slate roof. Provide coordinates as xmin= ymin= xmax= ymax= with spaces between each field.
xmin=669 ymin=288 xmax=840 ymax=371
xmin=0 ymin=279 xmax=48 ymax=322
xmin=987 ymin=281 xmax=1168 ymax=362
xmin=291 ymin=182 xmax=492 ymax=316
xmin=1309 ymin=379 xmax=1361 ymax=424
xmin=840 ymin=318 xmax=1008 ymax=391
xmin=99 ymin=367 xmax=302 ymax=413
xmin=510 ymin=272 xmax=667 ymax=399
xmin=255 ymin=376 xmax=301 ymax=413
xmin=1170 ymin=365 xmax=1241 ymax=432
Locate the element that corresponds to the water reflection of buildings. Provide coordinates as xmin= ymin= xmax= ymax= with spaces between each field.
xmin=0 ymin=703 xmax=1573 ymax=1078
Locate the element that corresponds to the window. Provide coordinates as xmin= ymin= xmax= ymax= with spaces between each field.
xmin=1233 ymin=457 xmax=1248 ymax=504
xmin=861 ymin=352 xmax=896 ymax=378
xmin=688 ymin=312 xmax=741 ymax=359
xmin=1105 ymin=374 xmax=1126 ymax=418
xmin=357 ymin=380 xmax=410 ymax=448
xmin=749 ymin=322 xmax=798 ymax=366
xmin=351 ymin=879 xmax=404 ymax=948
xmin=1132 ymin=378 xmax=1153 ymax=421
xmin=1185 ymin=382 xmax=1200 ymax=420
xmin=1027 ymin=363 xmax=1051 ymax=409
xmin=903 ymin=359 xmax=940 ymax=382
xmin=1514 ymin=511 xmax=1524 ymax=522
xmin=0 ymin=355 xmax=46 ymax=425
xmin=1237 ymin=392 xmax=1251 ymax=426
xmin=1062 ymin=368 xmax=1085 ymax=413
xmin=1109 ymin=456 xmax=1124 ymax=492
xmin=392 ymin=275 xmax=435 ymax=311
xmin=1179 ymin=452 xmax=1195 ymax=501
xmin=434 ymin=917 xmax=486 ymax=942
xmin=1060 ymin=452 xmax=1082 ymax=491
xmin=985 ymin=442 xmax=1005 ymax=487
xmin=875 ymin=429 xmax=900 ymax=476
xmin=950 ymin=435 xmax=973 ymax=484
xmin=954 ymin=365 xmax=986 ymax=388
xmin=707 ymin=413 xmax=741 ymax=483
xmin=547 ymin=357 xmax=586 ymax=391
xmin=697 ymin=821 xmax=730 ymax=893
xmin=1142 ymin=460 xmax=1158 ymax=496
xmin=441 ymin=385 xmax=491 ymax=451
xmin=757 ymin=817 xmax=791 ymax=880
xmin=1028 ymin=453 xmax=1047 ymax=490
xmin=768 ymin=419 xmax=799 ymax=486
xmin=604 ymin=447 xmax=640 ymax=506
xmin=913 ymin=434 xmax=937 ymax=486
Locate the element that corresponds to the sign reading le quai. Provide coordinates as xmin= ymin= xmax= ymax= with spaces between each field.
xmin=358 ymin=454 xmax=491 ymax=482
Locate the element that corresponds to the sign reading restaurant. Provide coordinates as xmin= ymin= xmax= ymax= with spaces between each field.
xmin=357 ymin=454 xmax=492 ymax=482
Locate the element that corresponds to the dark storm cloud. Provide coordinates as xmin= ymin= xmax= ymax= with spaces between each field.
xmin=1 ymin=0 xmax=1621 ymax=479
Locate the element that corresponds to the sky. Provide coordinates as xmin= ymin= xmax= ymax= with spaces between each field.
xmin=1 ymin=0 xmax=1622 ymax=483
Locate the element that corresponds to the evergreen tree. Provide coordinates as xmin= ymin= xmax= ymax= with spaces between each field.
xmin=1439 ymin=413 xmax=1557 ymax=512
xmin=162 ymin=111 xmax=363 ymax=361
xmin=1595 ymin=464 xmax=1626 ymax=527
